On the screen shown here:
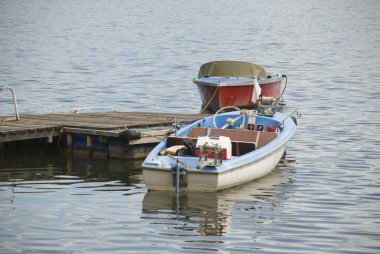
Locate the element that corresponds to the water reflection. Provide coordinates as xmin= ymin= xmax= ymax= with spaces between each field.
xmin=143 ymin=191 xmax=230 ymax=236
xmin=0 ymin=145 xmax=143 ymax=184
xmin=142 ymin=157 xmax=296 ymax=238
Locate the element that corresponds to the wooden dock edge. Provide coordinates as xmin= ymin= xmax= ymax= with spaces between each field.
xmin=0 ymin=112 xmax=207 ymax=159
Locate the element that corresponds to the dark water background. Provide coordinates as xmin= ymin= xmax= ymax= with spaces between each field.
xmin=1 ymin=0 xmax=380 ymax=253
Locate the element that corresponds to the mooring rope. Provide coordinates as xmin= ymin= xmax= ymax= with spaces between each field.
xmin=200 ymin=86 xmax=219 ymax=113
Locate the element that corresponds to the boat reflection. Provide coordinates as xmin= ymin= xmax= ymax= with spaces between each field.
xmin=142 ymin=160 xmax=295 ymax=237
xmin=143 ymin=191 xmax=230 ymax=236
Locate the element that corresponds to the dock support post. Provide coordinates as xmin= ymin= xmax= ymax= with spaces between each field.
xmin=86 ymin=135 xmax=92 ymax=148
xmin=66 ymin=133 xmax=72 ymax=148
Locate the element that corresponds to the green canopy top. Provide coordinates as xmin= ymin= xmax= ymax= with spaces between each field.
xmin=197 ymin=60 xmax=267 ymax=79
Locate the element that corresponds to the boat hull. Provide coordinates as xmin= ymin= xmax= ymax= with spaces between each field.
xmin=143 ymin=145 xmax=286 ymax=192
xmin=195 ymin=78 xmax=282 ymax=111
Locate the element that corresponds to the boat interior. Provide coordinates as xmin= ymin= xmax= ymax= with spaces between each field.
xmin=165 ymin=127 xmax=278 ymax=158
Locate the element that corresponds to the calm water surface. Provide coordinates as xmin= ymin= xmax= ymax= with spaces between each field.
xmin=1 ymin=0 xmax=380 ymax=253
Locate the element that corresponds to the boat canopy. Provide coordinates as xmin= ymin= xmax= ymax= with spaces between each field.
xmin=197 ymin=60 xmax=267 ymax=79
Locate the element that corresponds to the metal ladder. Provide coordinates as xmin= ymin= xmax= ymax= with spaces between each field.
xmin=0 ymin=85 xmax=20 ymax=120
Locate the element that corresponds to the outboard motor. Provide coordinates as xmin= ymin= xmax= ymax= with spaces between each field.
xmin=257 ymin=96 xmax=277 ymax=117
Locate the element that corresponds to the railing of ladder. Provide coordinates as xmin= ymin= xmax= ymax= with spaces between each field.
xmin=0 ymin=85 xmax=20 ymax=120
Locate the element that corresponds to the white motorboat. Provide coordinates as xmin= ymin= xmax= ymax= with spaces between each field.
xmin=142 ymin=105 xmax=298 ymax=192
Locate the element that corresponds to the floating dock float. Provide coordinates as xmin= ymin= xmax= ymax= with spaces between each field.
xmin=0 ymin=112 xmax=206 ymax=159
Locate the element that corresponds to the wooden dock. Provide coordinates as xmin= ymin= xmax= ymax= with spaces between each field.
xmin=0 ymin=112 xmax=207 ymax=159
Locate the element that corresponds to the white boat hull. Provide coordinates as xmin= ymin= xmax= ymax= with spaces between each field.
xmin=143 ymin=145 xmax=286 ymax=192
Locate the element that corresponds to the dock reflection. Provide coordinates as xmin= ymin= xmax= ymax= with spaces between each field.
xmin=0 ymin=145 xmax=143 ymax=185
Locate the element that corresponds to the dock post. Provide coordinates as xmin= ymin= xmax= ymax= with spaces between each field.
xmin=66 ymin=133 xmax=73 ymax=148
xmin=86 ymin=135 xmax=92 ymax=148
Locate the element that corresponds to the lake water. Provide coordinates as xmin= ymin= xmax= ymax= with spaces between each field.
xmin=1 ymin=0 xmax=380 ymax=253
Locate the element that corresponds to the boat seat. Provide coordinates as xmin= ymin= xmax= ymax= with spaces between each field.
xmin=190 ymin=127 xmax=257 ymax=143
xmin=189 ymin=127 xmax=209 ymax=138
xmin=166 ymin=136 xmax=197 ymax=148
xmin=255 ymin=131 xmax=277 ymax=148
xmin=210 ymin=128 xmax=277 ymax=148
xmin=231 ymin=141 xmax=256 ymax=156
xmin=210 ymin=129 xmax=256 ymax=143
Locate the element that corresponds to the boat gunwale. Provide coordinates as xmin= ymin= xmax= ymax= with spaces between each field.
xmin=193 ymin=75 xmax=283 ymax=87
xmin=142 ymin=142 xmax=287 ymax=175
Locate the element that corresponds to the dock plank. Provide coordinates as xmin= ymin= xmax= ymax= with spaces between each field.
xmin=0 ymin=111 xmax=207 ymax=142
xmin=18 ymin=112 xmax=203 ymax=126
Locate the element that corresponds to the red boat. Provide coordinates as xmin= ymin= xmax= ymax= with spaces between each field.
xmin=193 ymin=61 xmax=286 ymax=111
